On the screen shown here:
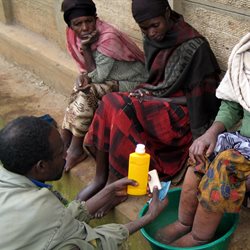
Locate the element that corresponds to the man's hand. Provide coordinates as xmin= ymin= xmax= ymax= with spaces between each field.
xmin=125 ymin=186 xmax=168 ymax=235
xmin=106 ymin=177 xmax=138 ymax=197
xmin=146 ymin=187 xmax=168 ymax=221
xmin=85 ymin=177 xmax=137 ymax=216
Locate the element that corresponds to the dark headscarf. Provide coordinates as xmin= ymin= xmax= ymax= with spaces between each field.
xmin=62 ymin=0 xmax=96 ymax=27
xmin=132 ymin=0 xmax=170 ymax=23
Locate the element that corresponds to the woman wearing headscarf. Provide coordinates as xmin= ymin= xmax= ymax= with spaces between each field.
xmin=79 ymin=0 xmax=221 ymax=206
xmin=61 ymin=0 xmax=148 ymax=171
xmin=155 ymin=33 xmax=250 ymax=247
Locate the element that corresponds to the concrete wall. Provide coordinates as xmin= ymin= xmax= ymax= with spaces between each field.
xmin=176 ymin=0 xmax=250 ymax=69
xmin=0 ymin=0 xmax=249 ymax=70
xmin=0 ymin=0 xmax=66 ymax=50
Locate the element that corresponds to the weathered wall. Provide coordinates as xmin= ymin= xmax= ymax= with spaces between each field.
xmin=0 ymin=0 xmax=249 ymax=70
xmin=2 ymin=0 xmax=66 ymax=49
xmin=176 ymin=0 xmax=250 ymax=69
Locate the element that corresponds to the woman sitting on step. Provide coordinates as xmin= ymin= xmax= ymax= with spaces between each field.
xmin=61 ymin=0 xmax=148 ymax=171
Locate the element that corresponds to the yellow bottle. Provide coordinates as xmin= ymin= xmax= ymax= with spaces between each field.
xmin=127 ymin=144 xmax=150 ymax=195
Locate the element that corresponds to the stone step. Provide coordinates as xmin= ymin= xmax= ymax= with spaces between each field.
xmin=0 ymin=22 xmax=75 ymax=95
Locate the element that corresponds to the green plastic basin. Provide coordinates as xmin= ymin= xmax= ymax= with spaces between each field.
xmin=139 ymin=188 xmax=239 ymax=250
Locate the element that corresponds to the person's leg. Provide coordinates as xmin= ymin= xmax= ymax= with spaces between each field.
xmin=77 ymin=148 xmax=109 ymax=201
xmin=88 ymin=150 xmax=127 ymax=218
xmin=107 ymin=171 xmax=119 ymax=184
xmin=61 ymin=128 xmax=73 ymax=150
xmin=61 ymin=127 xmax=88 ymax=172
xmin=84 ymin=145 xmax=96 ymax=158
xmin=94 ymin=156 xmax=128 ymax=218
xmin=155 ymin=167 xmax=200 ymax=244
xmin=243 ymin=176 xmax=250 ymax=208
xmin=62 ymin=110 xmax=88 ymax=172
xmin=64 ymin=135 xmax=88 ymax=172
xmin=63 ymin=86 xmax=100 ymax=171
xmin=246 ymin=176 xmax=250 ymax=191
xmin=65 ymin=81 xmax=119 ymax=172
xmin=76 ymin=147 xmax=128 ymax=217
xmin=171 ymin=149 xmax=246 ymax=247
xmin=171 ymin=204 xmax=223 ymax=247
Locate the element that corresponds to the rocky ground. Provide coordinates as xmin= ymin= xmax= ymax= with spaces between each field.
xmin=0 ymin=55 xmax=249 ymax=249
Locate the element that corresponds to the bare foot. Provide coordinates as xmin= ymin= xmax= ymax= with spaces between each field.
xmin=64 ymin=149 xmax=88 ymax=172
xmin=94 ymin=195 xmax=128 ymax=218
xmin=154 ymin=220 xmax=191 ymax=245
xmin=93 ymin=171 xmax=121 ymax=217
xmin=60 ymin=129 xmax=72 ymax=150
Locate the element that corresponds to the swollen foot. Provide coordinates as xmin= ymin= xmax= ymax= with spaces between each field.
xmin=154 ymin=220 xmax=191 ymax=245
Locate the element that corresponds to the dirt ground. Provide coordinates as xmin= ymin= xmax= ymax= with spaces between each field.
xmin=0 ymin=56 xmax=249 ymax=249
xmin=0 ymin=56 xmax=67 ymax=125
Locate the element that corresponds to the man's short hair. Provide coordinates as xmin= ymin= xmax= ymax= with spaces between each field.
xmin=0 ymin=116 xmax=54 ymax=175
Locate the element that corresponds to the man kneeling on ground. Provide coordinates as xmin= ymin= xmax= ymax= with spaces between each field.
xmin=0 ymin=116 xmax=168 ymax=250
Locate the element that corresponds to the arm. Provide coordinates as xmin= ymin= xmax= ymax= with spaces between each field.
xmin=130 ymin=90 xmax=187 ymax=105
xmin=81 ymin=46 xmax=96 ymax=72
xmin=84 ymin=177 xmax=138 ymax=216
xmin=168 ymin=96 xmax=187 ymax=105
xmin=80 ymin=30 xmax=99 ymax=72
xmin=215 ymin=100 xmax=243 ymax=131
xmin=87 ymin=51 xmax=115 ymax=83
xmin=125 ymin=187 xmax=168 ymax=235
xmin=189 ymin=100 xmax=244 ymax=164
xmin=75 ymin=179 xmax=167 ymax=249
xmin=85 ymin=179 xmax=168 ymax=233
xmin=76 ymin=150 xmax=109 ymax=201
xmin=189 ymin=121 xmax=225 ymax=164
xmin=56 ymin=245 xmax=81 ymax=250
xmin=61 ymin=246 xmax=80 ymax=250
xmin=147 ymin=96 xmax=187 ymax=105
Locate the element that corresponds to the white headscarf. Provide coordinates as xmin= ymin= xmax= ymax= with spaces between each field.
xmin=216 ymin=33 xmax=250 ymax=112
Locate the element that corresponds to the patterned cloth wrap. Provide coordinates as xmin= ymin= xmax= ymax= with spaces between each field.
xmin=192 ymin=148 xmax=250 ymax=213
